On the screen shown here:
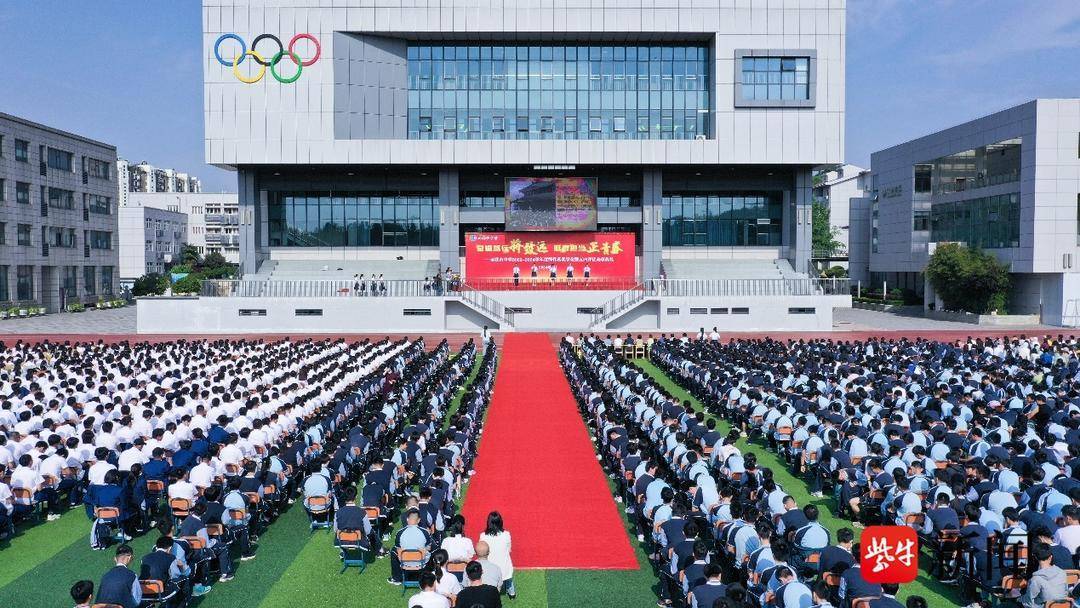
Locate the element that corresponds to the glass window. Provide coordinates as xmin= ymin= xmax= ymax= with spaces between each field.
xmin=101 ymin=266 xmax=113 ymax=295
xmin=0 ymin=179 xmax=4 ymax=201
xmin=407 ymin=43 xmax=710 ymax=140
xmin=0 ymin=266 xmax=7 ymax=302
xmin=16 ymin=265 xmax=33 ymax=301
xmin=88 ymin=195 xmax=111 ymax=214
xmin=739 ymin=55 xmax=811 ymax=101
xmin=930 ymin=193 xmax=1020 ymax=249
xmin=661 ymin=192 xmax=782 ymax=247
xmin=589 ymin=117 xmax=601 ymax=132
xmin=47 ymin=148 xmax=74 ymax=172
xmin=48 ymin=187 xmax=75 ymax=209
xmin=17 ymin=224 xmax=31 ymax=246
xmin=89 ymin=230 xmax=112 ymax=250
xmin=14 ymin=139 xmax=28 ymax=162
xmin=15 ymin=182 xmax=30 ymax=204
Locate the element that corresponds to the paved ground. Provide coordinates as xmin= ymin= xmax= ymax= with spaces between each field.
xmin=0 ymin=303 xmax=1069 ymax=343
xmin=833 ymin=305 xmax=1053 ymax=331
xmin=0 ymin=306 xmax=136 ymax=335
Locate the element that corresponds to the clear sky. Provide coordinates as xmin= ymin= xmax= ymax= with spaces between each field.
xmin=2 ymin=0 xmax=1079 ymax=191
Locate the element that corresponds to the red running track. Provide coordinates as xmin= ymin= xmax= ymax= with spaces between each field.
xmin=462 ymin=332 xmax=638 ymax=569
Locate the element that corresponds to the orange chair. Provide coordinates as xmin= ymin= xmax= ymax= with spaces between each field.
xmin=139 ymin=579 xmax=176 ymax=607
xmin=169 ymin=498 xmax=192 ymax=527
xmin=305 ymin=495 xmax=332 ymax=532
xmin=335 ymin=530 xmax=369 ymax=573
xmin=446 ymin=561 xmax=467 ymax=582
xmin=1065 ymin=569 xmax=1080 ymax=587
xmin=397 ymin=548 xmax=427 ymax=595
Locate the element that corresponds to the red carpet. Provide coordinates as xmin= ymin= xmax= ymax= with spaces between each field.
xmin=462 ymin=333 xmax=639 ymax=569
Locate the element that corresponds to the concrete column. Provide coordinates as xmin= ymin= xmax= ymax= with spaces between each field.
xmin=237 ymin=168 xmax=263 ymax=276
xmin=791 ymin=168 xmax=813 ymax=273
xmin=641 ymin=169 xmax=663 ymax=279
xmin=438 ymin=169 xmax=460 ymax=272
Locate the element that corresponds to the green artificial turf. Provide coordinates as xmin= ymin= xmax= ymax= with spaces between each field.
xmin=0 ymin=350 xmax=963 ymax=608
xmin=634 ymin=358 xmax=961 ymax=607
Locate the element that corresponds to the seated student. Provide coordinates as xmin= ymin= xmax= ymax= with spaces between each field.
xmin=86 ymin=469 xmax=132 ymax=548
xmin=70 ymin=580 xmax=94 ymax=608
xmin=838 ymin=543 xmax=881 ymax=606
xmin=302 ymin=462 xmax=334 ymax=512
xmin=140 ymin=535 xmax=186 ymax=602
xmin=334 ymin=486 xmax=375 ymax=550
xmin=456 ymin=560 xmax=502 ymax=608
xmin=439 ymin=515 xmax=475 ymax=563
xmin=811 ymin=580 xmax=836 ymax=608
xmin=221 ymin=477 xmax=256 ymax=561
xmin=772 ymin=566 xmax=812 ymax=608
xmin=790 ymin=504 xmax=830 ymax=574
xmin=922 ymin=493 xmax=960 ymax=535
xmin=10 ymin=453 xmax=61 ymax=521
xmin=0 ymin=478 xmax=13 ymax=539
xmin=95 ymin=544 xmax=142 ymax=608
xmin=178 ymin=501 xmax=235 ymax=584
xmin=687 ymin=563 xmax=726 ymax=608
xmin=868 ymin=583 xmax=903 ymax=608
xmin=407 ymin=572 xmax=450 ymax=608
xmin=818 ymin=527 xmax=856 ymax=575
xmin=388 ymin=508 xmax=433 ymax=585
xmin=1020 ymin=543 xmax=1069 ymax=608
xmin=680 ymin=540 xmax=711 ymax=597
xmin=428 ymin=549 xmax=462 ymax=601
xmin=474 ymin=541 xmax=505 ymax=589
xmin=1032 ymin=527 xmax=1076 ymax=570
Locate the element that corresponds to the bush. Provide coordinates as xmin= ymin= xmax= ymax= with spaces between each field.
xmin=66 ymin=303 xmax=85 ymax=313
xmin=925 ymin=243 xmax=1010 ymax=314
xmin=822 ymin=265 xmax=848 ymax=279
xmin=172 ymin=274 xmax=202 ymax=294
xmin=200 ymin=251 xmax=230 ymax=271
xmin=132 ymin=273 xmax=168 ymax=297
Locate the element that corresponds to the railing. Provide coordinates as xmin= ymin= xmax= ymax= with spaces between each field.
xmin=590 ymin=283 xmax=648 ymax=327
xmin=458 ymin=287 xmax=514 ymax=328
xmin=200 ymin=279 xmax=439 ymax=298
xmin=462 ymin=277 xmax=642 ymax=291
xmin=811 ymin=246 xmax=848 ymax=259
xmin=649 ymin=277 xmax=850 ymax=297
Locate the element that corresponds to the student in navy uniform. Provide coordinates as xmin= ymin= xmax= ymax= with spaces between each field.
xmin=70 ymin=580 xmax=94 ymax=608
xmin=838 ymin=543 xmax=881 ymax=608
xmin=140 ymin=535 xmax=185 ymax=604
xmin=95 ymin=544 xmax=142 ymax=608
xmin=818 ymin=528 xmax=855 ymax=575
xmin=335 ymin=486 xmax=377 ymax=553
xmin=687 ymin=563 xmax=726 ymax=608
xmin=868 ymin=584 xmax=904 ymax=608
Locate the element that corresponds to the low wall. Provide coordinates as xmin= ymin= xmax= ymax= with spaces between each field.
xmin=137 ymin=291 xmax=850 ymax=334
xmin=925 ymin=309 xmax=1042 ymax=326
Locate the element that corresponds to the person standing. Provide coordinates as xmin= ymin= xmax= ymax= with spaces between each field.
xmin=478 ymin=511 xmax=516 ymax=599
xmin=583 ymin=263 xmax=591 ymax=285
xmin=512 ymin=266 xmax=520 ymax=287
xmin=566 ymin=263 xmax=574 ymax=285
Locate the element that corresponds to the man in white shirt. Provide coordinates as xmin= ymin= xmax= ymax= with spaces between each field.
xmin=407 ymin=572 xmax=450 ymax=608
xmin=167 ymin=470 xmax=198 ymax=503
xmin=88 ymin=448 xmax=117 ymax=486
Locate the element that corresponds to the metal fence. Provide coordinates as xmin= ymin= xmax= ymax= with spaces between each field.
xmin=200 ymin=279 xmax=440 ymax=298
xmin=650 ymin=277 xmax=850 ymax=297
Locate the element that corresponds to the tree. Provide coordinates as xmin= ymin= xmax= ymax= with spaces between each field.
xmin=172 ymin=274 xmax=203 ymax=294
xmin=200 ymin=251 xmax=229 ymax=270
xmin=131 ymin=273 xmax=168 ymax=297
xmin=179 ymin=244 xmax=202 ymax=267
xmin=925 ymin=243 xmax=1010 ymax=314
xmin=811 ymin=200 xmax=843 ymax=253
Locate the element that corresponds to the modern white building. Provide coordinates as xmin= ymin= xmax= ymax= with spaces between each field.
xmin=139 ymin=0 xmax=852 ymax=333
xmin=128 ymin=191 xmax=240 ymax=263
xmin=118 ymin=202 xmax=188 ymax=284
xmin=117 ymin=159 xmax=203 ymax=201
xmin=850 ymin=99 xmax=1080 ymax=326
xmin=812 ymin=163 xmax=868 ymax=256
xmin=0 ymin=112 xmax=119 ymax=311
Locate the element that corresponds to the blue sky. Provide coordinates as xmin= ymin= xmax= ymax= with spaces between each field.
xmin=2 ymin=1 xmax=1079 ymax=192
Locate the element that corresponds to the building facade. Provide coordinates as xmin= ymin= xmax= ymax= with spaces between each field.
xmin=812 ymin=163 xmax=867 ymax=256
xmin=851 ymin=99 xmax=1080 ymax=325
xmin=203 ymin=0 xmax=845 ymax=278
xmin=128 ymin=191 xmax=240 ymax=263
xmin=117 ymin=159 xmax=203 ymax=203
xmin=0 ymin=112 xmax=119 ymax=311
xmin=118 ymin=203 xmax=188 ymax=284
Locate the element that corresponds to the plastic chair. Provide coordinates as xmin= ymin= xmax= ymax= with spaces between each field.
xmin=305 ymin=495 xmax=333 ymax=533
xmin=139 ymin=579 xmax=176 ymax=607
xmin=169 ymin=498 xmax=192 ymax=528
xmin=94 ymin=506 xmax=126 ymax=544
xmin=446 ymin=561 xmax=467 ymax=582
xmin=335 ymin=530 xmax=369 ymax=574
xmin=398 ymin=548 xmax=427 ymax=595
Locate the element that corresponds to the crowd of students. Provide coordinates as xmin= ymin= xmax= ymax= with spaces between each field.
xmin=0 ymin=335 xmax=516 ymax=608
xmin=562 ymin=332 xmax=1080 ymax=608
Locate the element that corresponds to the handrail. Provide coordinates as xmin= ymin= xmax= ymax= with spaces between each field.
xmin=200 ymin=279 xmax=439 ymax=298
xmin=458 ymin=286 xmax=514 ymax=327
xmin=590 ymin=283 xmax=648 ymax=327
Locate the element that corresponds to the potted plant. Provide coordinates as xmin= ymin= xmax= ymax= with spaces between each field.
xmin=67 ymin=303 xmax=85 ymax=313
xmin=7 ymin=306 xmax=18 ymax=319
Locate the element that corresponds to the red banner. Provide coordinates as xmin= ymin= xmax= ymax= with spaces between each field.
xmin=464 ymin=232 xmax=636 ymax=290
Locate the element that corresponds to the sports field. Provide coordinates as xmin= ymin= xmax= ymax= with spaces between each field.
xmin=0 ymin=340 xmax=959 ymax=608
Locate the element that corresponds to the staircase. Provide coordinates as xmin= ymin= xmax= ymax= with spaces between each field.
xmin=459 ymin=286 xmax=515 ymax=329
xmin=589 ymin=282 xmax=652 ymax=328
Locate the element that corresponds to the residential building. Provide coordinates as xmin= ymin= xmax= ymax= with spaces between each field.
xmin=118 ymin=158 xmax=203 ymax=195
xmin=118 ymin=202 xmax=187 ymax=284
xmin=0 ymin=112 xmax=119 ymax=311
xmin=128 ymin=191 xmax=239 ymax=263
xmin=812 ymin=163 xmax=869 ymax=256
xmin=851 ymin=99 xmax=1080 ymax=326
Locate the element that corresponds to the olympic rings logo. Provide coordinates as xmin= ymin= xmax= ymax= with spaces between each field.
xmin=213 ymin=33 xmax=321 ymax=84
